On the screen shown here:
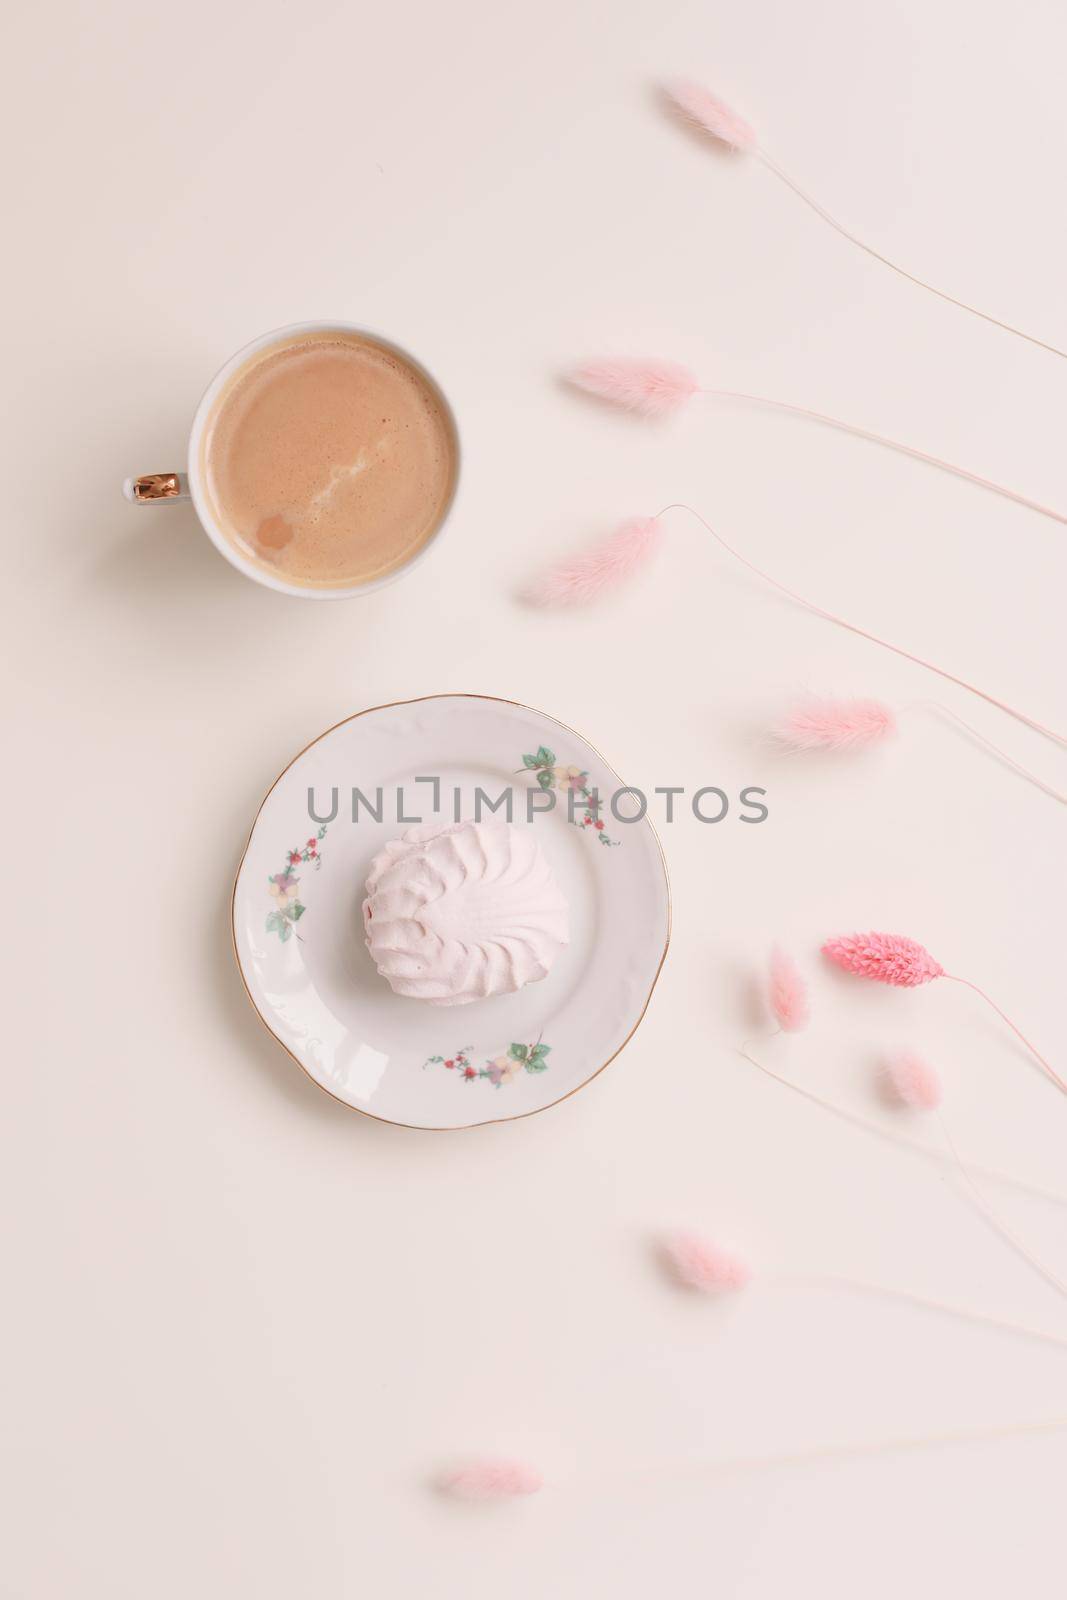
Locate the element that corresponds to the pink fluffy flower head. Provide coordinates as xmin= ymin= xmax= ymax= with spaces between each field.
xmin=774 ymin=696 xmax=897 ymax=752
xmin=661 ymin=1231 xmax=751 ymax=1294
xmin=568 ymin=357 xmax=700 ymax=419
xmin=526 ymin=516 xmax=663 ymax=606
xmin=822 ymin=932 xmax=944 ymax=988
xmin=885 ymin=1051 xmax=943 ymax=1111
xmin=768 ymin=946 xmax=809 ymax=1033
xmin=665 ymin=80 xmax=756 ymax=152
xmin=440 ymin=1458 xmax=543 ymax=1501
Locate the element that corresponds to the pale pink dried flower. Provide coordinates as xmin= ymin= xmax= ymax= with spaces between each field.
xmin=885 ymin=1051 xmax=943 ymax=1111
xmin=769 ymin=946 xmax=809 ymax=1032
xmin=665 ymin=80 xmax=756 ymax=151
xmin=440 ymin=1459 xmax=543 ymax=1500
xmin=568 ymin=357 xmax=700 ymax=419
xmin=526 ymin=516 xmax=663 ymax=606
xmin=774 ymin=696 xmax=897 ymax=751
xmin=822 ymin=932 xmax=944 ymax=988
xmin=661 ymin=1231 xmax=751 ymax=1293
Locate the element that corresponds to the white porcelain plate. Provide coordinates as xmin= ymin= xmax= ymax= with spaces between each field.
xmin=232 ymin=695 xmax=671 ymax=1129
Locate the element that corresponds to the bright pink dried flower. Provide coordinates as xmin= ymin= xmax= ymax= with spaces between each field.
xmin=775 ymin=696 xmax=897 ymax=751
xmin=768 ymin=946 xmax=809 ymax=1032
xmin=665 ymin=80 xmax=756 ymax=151
xmin=440 ymin=1459 xmax=543 ymax=1500
xmin=661 ymin=1231 xmax=751 ymax=1293
xmin=526 ymin=516 xmax=663 ymax=606
xmin=885 ymin=1051 xmax=943 ymax=1111
xmin=568 ymin=357 xmax=700 ymax=419
xmin=822 ymin=934 xmax=1062 ymax=1092
xmin=822 ymin=932 xmax=944 ymax=988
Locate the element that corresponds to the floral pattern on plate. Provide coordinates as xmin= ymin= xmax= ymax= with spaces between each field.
xmin=521 ymin=745 xmax=619 ymax=846
xmin=265 ymin=825 xmax=328 ymax=941
xmin=424 ymin=1039 xmax=553 ymax=1087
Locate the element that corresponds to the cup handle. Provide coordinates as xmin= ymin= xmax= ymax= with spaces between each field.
xmin=123 ymin=472 xmax=190 ymax=504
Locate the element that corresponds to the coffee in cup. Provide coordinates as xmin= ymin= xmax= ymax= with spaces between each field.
xmin=125 ymin=323 xmax=459 ymax=599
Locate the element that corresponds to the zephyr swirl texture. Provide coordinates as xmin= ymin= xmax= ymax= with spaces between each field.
xmin=363 ymin=821 xmax=569 ymax=1006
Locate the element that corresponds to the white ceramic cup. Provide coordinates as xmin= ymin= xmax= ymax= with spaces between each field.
xmin=123 ymin=320 xmax=460 ymax=599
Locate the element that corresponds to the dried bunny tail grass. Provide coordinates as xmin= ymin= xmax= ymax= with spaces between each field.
xmin=823 ymin=930 xmax=1065 ymax=1093
xmin=661 ymin=1230 xmax=751 ymax=1293
xmin=769 ymin=694 xmax=1064 ymax=803
xmin=525 ymin=516 xmax=663 ymax=606
xmin=660 ymin=1199 xmax=1067 ymax=1346
xmin=567 ymin=354 xmax=1067 ymax=525
xmin=769 ymin=946 xmax=810 ymax=1033
xmin=822 ymin=931 xmax=945 ymax=988
xmin=659 ymin=77 xmax=1067 ymax=359
xmin=664 ymin=80 xmax=756 ymax=151
xmin=567 ymin=358 xmax=700 ymax=418
xmin=439 ymin=1459 xmax=543 ymax=1500
xmin=774 ymin=696 xmax=897 ymax=751
xmin=884 ymin=1050 xmax=943 ymax=1110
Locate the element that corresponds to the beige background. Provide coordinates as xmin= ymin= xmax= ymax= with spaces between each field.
xmin=5 ymin=0 xmax=1067 ymax=1594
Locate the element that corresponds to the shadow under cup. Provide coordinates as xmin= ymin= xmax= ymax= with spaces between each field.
xmin=189 ymin=323 xmax=460 ymax=599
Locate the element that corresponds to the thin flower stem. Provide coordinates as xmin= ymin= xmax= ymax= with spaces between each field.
xmin=617 ymin=1414 xmax=1067 ymax=1484
xmin=904 ymin=700 xmax=1067 ymax=806
xmin=757 ymin=147 xmax=1067 ymax=362
xmin=656 ymin=502 xmax=1067 ymax=749
xmin=945 ymin=975 xmax=1066 ymax=1094
xmin=699 ymin=384 xmax=1067 ymax=527
xmin=740 ymin=1043 xmax=1067 ymax=1306
xmin=783 ymin=1273 xmax=1067 ymax=1352
xmin=936 ymin=1112 xmax=1067 ymax=1304
xmin=736 ymin=1045 xmax=1067 ymax=1208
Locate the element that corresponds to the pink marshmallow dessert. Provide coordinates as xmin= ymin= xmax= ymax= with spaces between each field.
xmin=362 ymin=819 xmax=570 ymax=1006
